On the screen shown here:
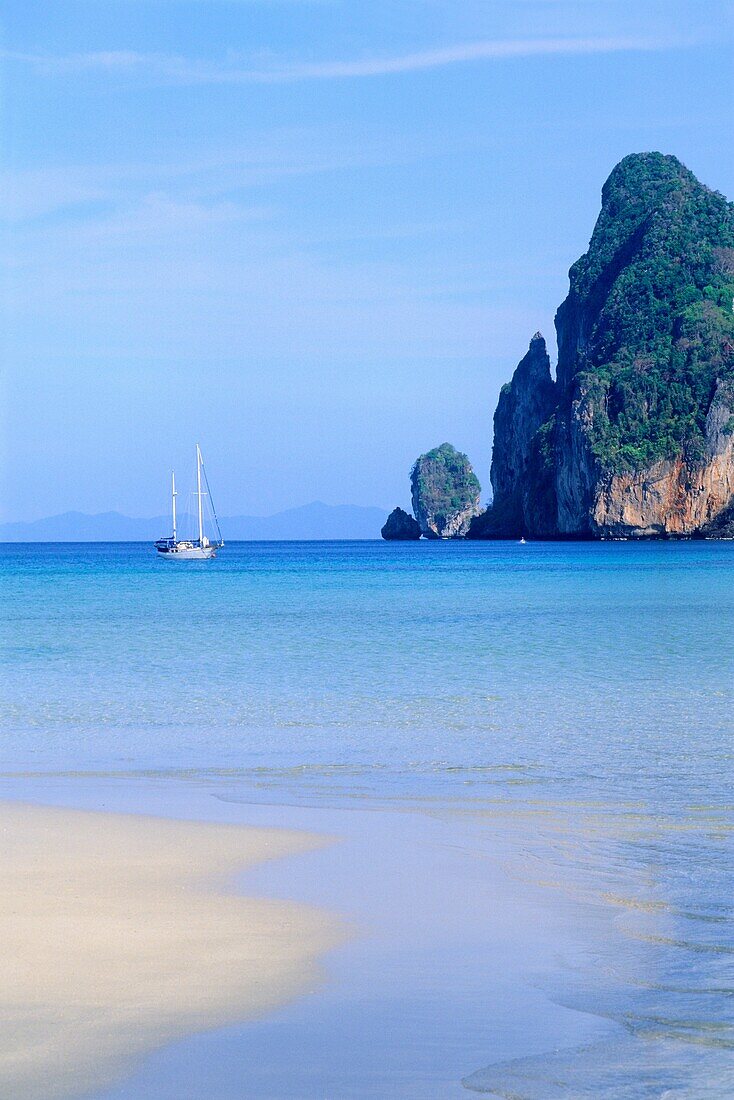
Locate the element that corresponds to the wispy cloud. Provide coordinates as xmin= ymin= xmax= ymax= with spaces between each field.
xmin=4 ymin=34 xmax=697 ymax=85
xmin=0 ymin=122 xmax=475 ymax=223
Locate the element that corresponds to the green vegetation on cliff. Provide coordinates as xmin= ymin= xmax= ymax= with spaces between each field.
xmin=558 ymin=153 xmax=734 ymax=474
xmin=412 ymin=444 xmax=480 ymax=511
xmin=411 ymin=443 xmax=481 ymax=538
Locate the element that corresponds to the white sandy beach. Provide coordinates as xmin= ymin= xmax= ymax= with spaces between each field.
xmin=0 ymin=801 xmax=342 ymax=1100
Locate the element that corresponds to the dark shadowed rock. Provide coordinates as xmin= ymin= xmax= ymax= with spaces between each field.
xmin=381 ymin=507 xmax=422 ymax=540
xmin=469 ymin=334 xmax=556 ymax=538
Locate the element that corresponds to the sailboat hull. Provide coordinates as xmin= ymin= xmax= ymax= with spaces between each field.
xmin=156 ymin=544 xmax=217 ymax=560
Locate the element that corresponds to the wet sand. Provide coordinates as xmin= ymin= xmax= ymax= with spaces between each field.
xmin=0 ymin=777 xmax=614 ymax=1098
xmin=0 ymin=802 xmax=342 ymax=1099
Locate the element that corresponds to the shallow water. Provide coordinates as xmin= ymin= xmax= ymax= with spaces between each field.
xmin=0 ymin=776 xmax=610 ymax=1099
xmin=2 ymin=540 xmax=733 ymax=1096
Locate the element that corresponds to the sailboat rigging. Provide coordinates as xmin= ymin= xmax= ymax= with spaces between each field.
xmin=154 ymin=445 xmax=224 ymax=559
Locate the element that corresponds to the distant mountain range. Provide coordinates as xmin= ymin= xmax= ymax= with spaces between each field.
xmin=0 ymin=502 xmax=390 ymax=542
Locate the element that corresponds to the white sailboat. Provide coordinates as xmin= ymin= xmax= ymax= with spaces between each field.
xmin=154 ymin=445 xmax=224 ymax=559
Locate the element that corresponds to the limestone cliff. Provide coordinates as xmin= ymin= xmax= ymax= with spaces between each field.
xmin=411 ymin=443 xmax=481 ymax=538
xmin=590 ymin=379 xmax=734 ymax=536
xmin=471 ymin=153 xmax=734 ymax=539
xmin=470 ymin=334 xmax=556 ymax=538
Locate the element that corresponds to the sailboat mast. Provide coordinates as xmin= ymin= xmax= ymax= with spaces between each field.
xmin=196 ymin=444 xmax=204 ymax=545
xmin=171 ymin=471 xmax=177 ymax=542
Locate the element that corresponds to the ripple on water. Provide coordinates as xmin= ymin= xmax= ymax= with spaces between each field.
xmin=461 ymin=795 xmax=734 ymax=1098
xmin=462 ymin=1035 xmax=734 ymax=1098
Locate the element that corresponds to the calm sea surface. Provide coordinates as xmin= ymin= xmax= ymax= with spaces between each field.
xmin=2 ymin=540 xmax=733 ymax=1096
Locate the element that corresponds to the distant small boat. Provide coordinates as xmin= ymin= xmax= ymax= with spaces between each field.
xmin=154 ymin=445 xmax=224 ymax=560
xmin=519 ymin=537 xmax=526 ymax=544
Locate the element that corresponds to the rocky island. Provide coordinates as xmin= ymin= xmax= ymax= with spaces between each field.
xmin=381 ymin=507 xmax=421 ymax=540
xmin=382 ymin=444 xmax=481 ymax=539
xmin=470 ymin=152 xmax=734 ymax=539
xmin=411 ymin=444 xmax=481 ymax=538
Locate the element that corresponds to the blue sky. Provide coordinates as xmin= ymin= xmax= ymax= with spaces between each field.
xmin=2 ymin=0 xmax=733 ymax=521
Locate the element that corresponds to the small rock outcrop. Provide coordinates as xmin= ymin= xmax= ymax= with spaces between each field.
xmin=410 ymin=443 xmax=481 ymax=538
xmin=381 ymin=507 xmax=422 ymax=540
xmin=471 ymin=152 xmax=734 ymax=539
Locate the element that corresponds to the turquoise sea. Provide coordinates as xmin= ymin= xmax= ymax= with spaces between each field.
xmin=2 ymin=540 xmax=733 ymax=1096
